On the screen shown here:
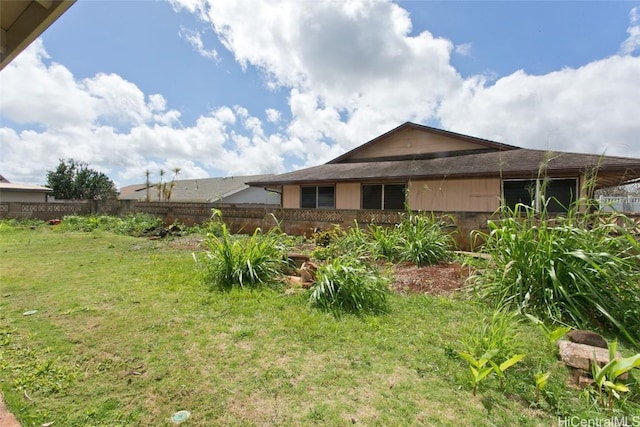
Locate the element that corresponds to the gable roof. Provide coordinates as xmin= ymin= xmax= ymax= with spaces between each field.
xmin=328 ymin=122 xmax=520 ymax=164
xmin=247 ymin=122 xmax=640 ymax=190
xmin=119 ymin=175 xmax=275 ymax=202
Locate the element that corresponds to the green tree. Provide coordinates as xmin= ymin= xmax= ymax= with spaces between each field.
xmin=46 ymin=159 xmax=117 ymax=200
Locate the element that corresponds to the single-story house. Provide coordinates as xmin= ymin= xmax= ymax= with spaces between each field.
xmin=119 ymin=174 xmax=280 ymax=205
xmin=247 ymin=122 xmax=640 ymax=214
xmin=0 ymin=175 xmax=52 ymax=203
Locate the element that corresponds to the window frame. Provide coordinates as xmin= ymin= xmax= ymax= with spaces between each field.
xmin=361 ymin=182 xmax=406 ymax=211
xmin=502 ymin=177 xmax=578 ymax=213
xmin=300 ymin=185 xmax=335 ymax=209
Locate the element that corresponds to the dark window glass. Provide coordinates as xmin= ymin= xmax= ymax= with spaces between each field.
xmin=362 ymin=184 xmax=382 ymax=209
xmin=301 ymin=186 xmax=335 ymax=209
xmin=317 ymin=186 xmax=335 ymax=209
xmin=503 ymin=180 xmax=536 ymax=210
xmin=384 ymin=184 xmax=406 ymax=210
xmin=543 ymin=179 xmax=576 ymax=213
xmin=301 ymin=187 xmax=317 ymax=208
xmin=503 ymin=178 xmax=577 ymax=213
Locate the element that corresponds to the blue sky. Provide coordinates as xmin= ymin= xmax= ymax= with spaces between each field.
xmin=1 ymin=0 xmax=639 ymax=188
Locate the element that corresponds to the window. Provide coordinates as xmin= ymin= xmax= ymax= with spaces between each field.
xmin=503 ymin=178 xmax=577 ymax=213
xmin=301 ymin=186 xmax=335 ymax=209
xmin=362 ymin=183 xmax=406 ymax=210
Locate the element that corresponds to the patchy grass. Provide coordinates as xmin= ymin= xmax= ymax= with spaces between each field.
xmin=0 ymin=225 xmax=632 ymax=426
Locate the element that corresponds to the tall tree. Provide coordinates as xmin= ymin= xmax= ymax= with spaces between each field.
xmin=46 ymin=159 xmax=117 ymax=200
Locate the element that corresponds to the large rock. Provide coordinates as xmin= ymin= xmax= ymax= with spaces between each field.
xmin=567 ymin=330 xmax=608 ymax=349
xmin=558 ymin=340 xmax=620 ymax=371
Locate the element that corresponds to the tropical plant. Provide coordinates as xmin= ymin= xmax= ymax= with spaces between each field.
xmin=535 ymin=372 xmax=551 ymax=403
xmin=490 ymin=354 xmax=526 ymax=389
xmin=463 ymin=310 xmax=522 ymax=362
xmin=591 ymin=339 xmax=640 ymax=414
xmin=396 ymin=212 xmax=454 ymax=266
xmin=468 ymin=200 xmax=640 ymax=347
xmin=202 ymin=212 xmax=292 ymax=291
xmin=459 ymin=349 xmax=499 ymax=396
xmin=309 ymin=254 xmax=390 ymax=316
xmin=525 ymin=314 xmax=571 ymax=343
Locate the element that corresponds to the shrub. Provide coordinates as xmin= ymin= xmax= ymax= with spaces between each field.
xmin=468 ymin=203 xmax=640 ymax=347
xmin=202 ymin=222 xmax=292 ymax=291
xmin=397 ymin=212 xmax=454 ymax=266
xmin=309 ymin=254 xmax=390 ymax=316
xmin=58 ymin=213 xmax=163 ymax=236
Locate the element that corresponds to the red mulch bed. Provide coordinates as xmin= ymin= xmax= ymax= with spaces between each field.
xmin=390 ymin=262 xmax=472 ymax=295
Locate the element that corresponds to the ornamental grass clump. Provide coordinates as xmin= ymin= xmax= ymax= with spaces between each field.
xmin=397 ymin=212 xmax=454 ymax=266
xmin=309 ymin=254 xmax=390 ymax=316
xmin=469 ymin=201 xmax=640 ymax=347
xmin=203 ymin=212 xmax=292 ymax=291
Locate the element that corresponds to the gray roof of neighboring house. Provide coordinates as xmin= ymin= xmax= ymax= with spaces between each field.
xmin=247 ymin=149 xmax=640 ymax=188
xmin=0 ymin=182 xmax=52 ymax=192
xmin=119 ymin=175 xmax=275 ymax=202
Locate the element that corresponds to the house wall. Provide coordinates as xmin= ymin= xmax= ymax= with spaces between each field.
xmin=0 ymin=190 xmax=48 ymax=203
xmin=408 ymin=178 xmax=501 ymax=212
xmin=282 ymin=185 xmax=300 ymax=209
xmin=348 ymin=127 xmax=485 ymax=161
xmin=336 ymin=183 xmax=360 ymax=209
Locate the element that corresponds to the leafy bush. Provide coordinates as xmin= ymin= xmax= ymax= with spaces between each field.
xmin=202 ymin=222 xmax=293 ymax=291
xmin=58 ymin=213 xmax=163 ymax=236
xmin=309 ymin=254 xmax=390 ymax=316
xmin=311 ymin=224 xmax=344 ymax=247
xmin=396 ymin=212 xmax=454 ymax=266
xmin=462 ymin=309 xmax=523 ymax=362
xmin=312 ymin=214 xmax=454 ymax=267
xmin=0 ymin=218 xmax=45 ymax=231
xmin=468 ymin=203 xmax=640 ymax=347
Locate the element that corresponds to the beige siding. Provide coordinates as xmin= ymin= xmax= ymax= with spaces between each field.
xmin=282 ymin=185 xmax=300 ymax=209
xmin=349 ymin=127 xmax=484 ymax=161
xmin=408 ymin=178 xmax=501 ymax=212
xmin=336 ymin=183 xmax=360 ymax=209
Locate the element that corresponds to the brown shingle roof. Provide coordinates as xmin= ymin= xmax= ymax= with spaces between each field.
xmin=247 ymin=149 xmax=640 ymax=187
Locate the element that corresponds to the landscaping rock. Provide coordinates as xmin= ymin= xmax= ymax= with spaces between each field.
xmin=567 ymin=330 xmax=608 ymax=349
xmin=299 ymin=261 xmax=318 ymax=284
xmin=558 ymin=340 xmax=620 ymax=371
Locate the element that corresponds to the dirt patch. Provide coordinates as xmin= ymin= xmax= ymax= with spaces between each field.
xmin=168 ymin=236 xmax=205 ymax=250
xmin=390 ymin=262 xmax=471 ymax=295
xmin=0 ymin=393 xmax=21 ymax=427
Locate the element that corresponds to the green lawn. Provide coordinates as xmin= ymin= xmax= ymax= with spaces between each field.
xmin=0 ymin=225 xmax=628 ymax=426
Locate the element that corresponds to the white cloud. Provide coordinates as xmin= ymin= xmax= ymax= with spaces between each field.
xmin=179 ymin=26 xmax=219 ymax=60
xmin=2 ymin=1 xmax=640 ymax=189
xmin=619 ymin=7 xmax=640 ymax=55
xmin=173 ymin=0 xmax=461 ymax=156
xmin=265 ymin=108 xmax=281 ymax=123
xmin=438 ymin=55 xmax=640 ymax=156
xmin=0 ymin=43 xmax=292 ymax=186
xmin=455 ymin=43 xmax=472 ymax=56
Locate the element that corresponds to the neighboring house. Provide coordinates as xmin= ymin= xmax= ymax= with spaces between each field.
xmin=119 ymin=175 xmax=280 ymax=205
xmin=247 ymin=122 xmax=640 ymax=213
xmin=0 ymin=176 xmax=52 ymax=203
